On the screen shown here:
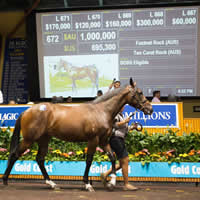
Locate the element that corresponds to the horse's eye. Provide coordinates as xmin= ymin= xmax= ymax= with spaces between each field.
xmin=132 ymin=94 xmax=135 ymax=98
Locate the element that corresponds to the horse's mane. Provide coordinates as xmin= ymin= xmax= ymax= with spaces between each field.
xmin=92 ymin=86 xmax=126 ymax=104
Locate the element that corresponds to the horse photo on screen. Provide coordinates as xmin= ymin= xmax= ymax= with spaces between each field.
xmin=3 ymin=78 xmax=153 ymax=192
xmin=57 ymin=59 xmax=99 ymax=94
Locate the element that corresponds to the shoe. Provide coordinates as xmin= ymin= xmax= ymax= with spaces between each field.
xmin=106 ymin=182 xmax=114 ymax=191
xmin=100 ymin=173 xmax=107 ymax=187
xmin=123 ymin=184 xmax=138 ymax=191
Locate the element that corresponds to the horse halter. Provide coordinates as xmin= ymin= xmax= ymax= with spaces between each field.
xmin=133 ymin=90 xmax=149 ymax=112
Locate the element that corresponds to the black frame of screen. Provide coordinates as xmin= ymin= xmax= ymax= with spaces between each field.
xmin=26 ymin=1 xmax=200 ymax=102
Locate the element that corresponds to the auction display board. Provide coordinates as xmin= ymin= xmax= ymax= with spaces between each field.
xmin=35 ymin=6 xmax=200 ymax=98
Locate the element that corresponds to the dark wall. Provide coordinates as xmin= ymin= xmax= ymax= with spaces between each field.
xmin=26 ymin=12 xmax=40 ymax=102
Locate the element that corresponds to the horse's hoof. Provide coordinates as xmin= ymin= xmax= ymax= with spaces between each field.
xmin=3 ymin=181 xmax=8 ymax=186
xmin=46 ymin=180 xmax=58 ymax=189
xmin=85 ymin=183 xmax=95 ymax=192
xmin=3 ymin=178 xmax=8 ymax=186
xmin=106 ymin=182 xmax=114 ymax=191
xmin=53 ymin=185 xmax=60 ymax=190
xmin=88 ymin=187 xmax=95 ymax=192
xmin=100 ymin=173 xmax=107 ymax=187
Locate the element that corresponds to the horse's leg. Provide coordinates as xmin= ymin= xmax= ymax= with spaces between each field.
xmin=92 ymin=79 xmax=98 ymax=95
xmin=3 ymin=140 xmax=32 ymax=185
xmin=96 ymin=81 xmax=99 ymax=92
xmin=101 ymin=143 xmax=117 ymax=190
xmin=90 ymin=75 xmax=98 ymax=95
xmin=74 ymin=80 xmax=77 ymax=93
xmin=72 ymin=79 xmax=77 ymax=93
xmin=91 ymin=81 xmax=95 ymax=95
xmin=83 ymin=138 xmax=98 ymax=192
xmin=89 ymin=76 xmax=95 ymax=95
xmin=36 ymin=136 xmax=58 ymax=189
xmin=72 ymin=79 xmax=74 ymax=92
xmin=95 ymin=74 xmax=99 ymax=92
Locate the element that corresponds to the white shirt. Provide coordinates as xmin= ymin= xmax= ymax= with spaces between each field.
xmin=113 ymin=113 xmax=129 ymax=138
xmin=0 ymin=90 xmax=3 ymax=104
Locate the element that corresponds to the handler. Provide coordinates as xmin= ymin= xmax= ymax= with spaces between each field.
xmin=108 ymin=79 xmax=121 ymax=90
xmin=101 ymin=106 xmax=138 ymax=191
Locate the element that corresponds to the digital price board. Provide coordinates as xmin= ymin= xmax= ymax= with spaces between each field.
xmin=36 ymin=6 xmax=199 ymax=98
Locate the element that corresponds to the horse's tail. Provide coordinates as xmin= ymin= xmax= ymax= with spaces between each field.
xmin=9 ymin=113 xmax=23 ymax=154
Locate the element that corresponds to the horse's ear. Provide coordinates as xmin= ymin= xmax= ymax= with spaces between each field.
xmin=130 ymin=78 xmax=133 ymax=86
xmin=130 ymin=78 xmax=136 ymax=87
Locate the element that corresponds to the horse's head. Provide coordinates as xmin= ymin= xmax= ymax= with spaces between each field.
xmin=57 ymin=59 xmax=71 ymax=71
xmin=126 ymin=78 xmax=153 ymax=115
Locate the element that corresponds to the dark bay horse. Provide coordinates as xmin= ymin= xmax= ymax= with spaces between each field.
xmin=58 ymin=59 xmax=99 ymax=93
xmin=3 ymin=78 xmax=153 ymax=192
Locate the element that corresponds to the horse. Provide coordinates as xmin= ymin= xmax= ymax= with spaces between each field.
xmin=57 ymin=59 xmax=99 ymax=94
xmin=3 ymin=78 xmax=153 ymax=192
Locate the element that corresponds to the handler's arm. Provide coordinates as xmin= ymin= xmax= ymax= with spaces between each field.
xmin=115 ymin=117 xmax=131 ymax=127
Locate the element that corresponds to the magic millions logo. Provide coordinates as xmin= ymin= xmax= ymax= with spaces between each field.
xmin=124 ymin=104 xmax=178 ymax=127
xmin=126 ymin=111 xmax=171 ymax=121
xmin=0 ymin=113 xmax=19 ymax=121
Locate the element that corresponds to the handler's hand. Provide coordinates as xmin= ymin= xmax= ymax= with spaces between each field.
xmin=124 ymin=116 xmax=131 ymax=124
xmin=130 ymin=122 xmax=143 ymax=131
